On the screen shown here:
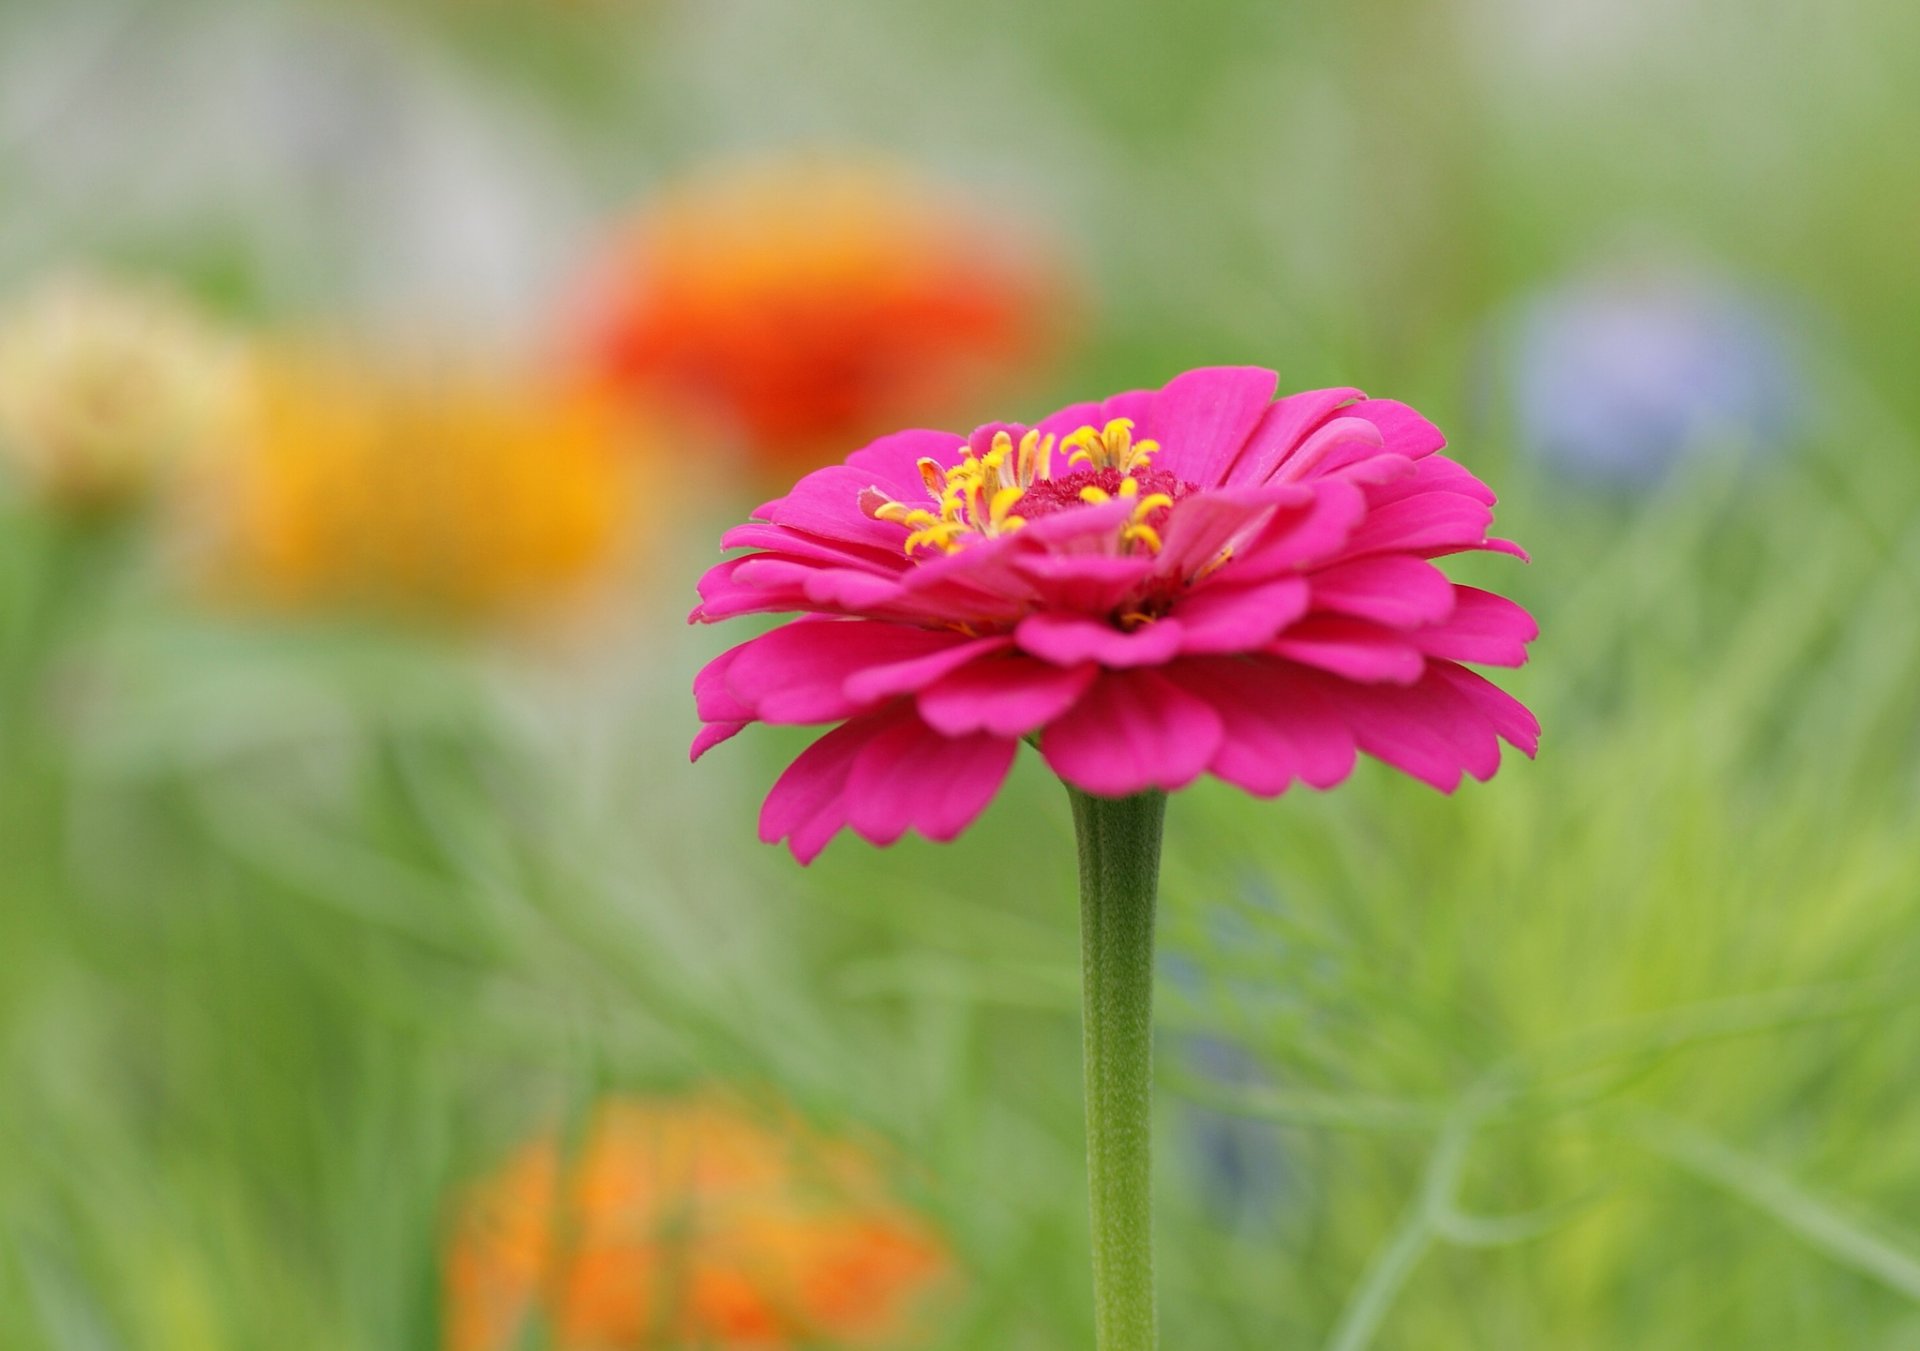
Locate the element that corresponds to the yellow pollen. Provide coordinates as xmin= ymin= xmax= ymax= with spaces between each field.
xmin=1061 ymin=418 xmax=1159 ymax=474
xmin=1120 ymin=490 xmax=1174 ymax=555
xmin=860 ymin=419 xmax=1175 ymax=557
xmin=988 ymin=483 xmax=1026 ymax=528
xmin=871 ymin=501 xmax=934 ymax=528
xmin=1016 ymin=430 xmax=1051 ymax=484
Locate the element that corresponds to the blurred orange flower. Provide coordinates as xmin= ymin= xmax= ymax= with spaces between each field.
xmin=566 ymin=158 xmax=1071 ymax=475
xmin=444 ymin=1094 xmax=952 ymax=1350
xmin=193 ymin=351 xmax=639 ymax=627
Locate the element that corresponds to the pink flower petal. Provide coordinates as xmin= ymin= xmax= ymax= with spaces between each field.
xmin=691 ymin=556 xmax=790 ymax=624
xmin=1174 ymin=576 xmax=1311 ymax=654
xmin=1011 ymin=553 xmax=1156 ymax=613
xmin=755 ymin=465 xmax=921 ymax=552
xmin=845 ymin=717 xmax=1018 ymax=846
xmin=1361 ymin=453 xmax=1496 ymax=508
xmin=1142 ymin=366 xmax=1279 ymax=486
xmin=1035 ymin=400 xmax=1107 ymax=440
xmin=1327 ymin=450 xmax=1420 ymax=489
xmin=894 ymin=536 xmax=1041 ymax=621
xmin=1428 ymin=661 xmax=1540 ymax=755
xmin=694 ymin=528 xmax=942 ymax=624
xmin=691 ymin=721 xmax=747 ymax=762
xmin=718 ymin=555 xmax=1031 ymax=630
xmin=845 ymin=427 xmax=967 ymax=496
xmin=1344 ymin=398 xmax=1447 ymax=459
xmin=694 ymin=639 xmax=755 ymax=722
xmin=1094 ymin=389 xmax=1159 ymax=432
xmin=1041 ymin=668 xmax=1224 ymax=795
xmin=719 ymin=522 xmax=907 ymax=573
xmin=843 ymin=635 xmax=1013 ymax=703
xmin=1227 ymin=386 xmax=1364 ymax=484
xmin=1016 ymin=612 xmax=1187 ymax=668
xmin=1154 ymin=484 xmax=1305 ymax=580
xmin=1412 ymin=587 xmax=1538 ymax=667
xmin=965 ymin=421 xmax=1030 ymax=458
xmin=750 ymin=429 xmax=962 ymax=554
xmin=758 ymin=712 xmax=902 ymax=863
xmin=1034 ymin=390 xmax=1157 ymax=445
xmin=1306 ymin=668 xmax=1506 ymax=792
xmin=1269 ymin=416 xmax=1386 ymax=483
xmin=1225 ymin=480 xmax=1369 ymax=581
xmin=748 ymin=555 xmax=906 ymax=607
xmin=1169 ymin=657 xmax=1358 ymax=795
xmin=1268 ymin=616 xmax=1426 ymax=684
xmin=726 ymin=621 xmax=977 ymax=724
xmin=1337 ymin=492 xmax=1495 ymax=559
xmin=1308 ymin=556 xmax=1458 ymax=628
xmin=1013 ymin=496 xmax=1137 ymax=553
xmin=918 ymin=655 xmax=1098 ymax=736
xmin=693 ymin=553 xmax=983 ymax=628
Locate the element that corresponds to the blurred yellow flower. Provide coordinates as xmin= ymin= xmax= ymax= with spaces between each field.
xmin=444 ymin=1094 xmax=953 ymax=1350
xmin=0 ymin=272 xmax=243 ymax=515
xmin=565 ymin=158 xmax=1072 ymax=477
xmin=196 ymin=352 xmax=639 ymax=627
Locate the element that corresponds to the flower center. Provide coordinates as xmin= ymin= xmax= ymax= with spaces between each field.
xmin=859 ymin=418 xmax=1189 ymax=557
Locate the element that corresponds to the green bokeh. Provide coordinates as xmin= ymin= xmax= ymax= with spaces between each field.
xmin=3 ymin=1 xmax=1919 ymax=1348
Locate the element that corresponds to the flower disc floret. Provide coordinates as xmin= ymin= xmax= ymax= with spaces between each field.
xmin=857 ymin=418 xmax=1182 ymax=560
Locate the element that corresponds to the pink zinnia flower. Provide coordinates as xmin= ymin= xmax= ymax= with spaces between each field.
xmin=691 ymin=366 xmax=1538 ymax=862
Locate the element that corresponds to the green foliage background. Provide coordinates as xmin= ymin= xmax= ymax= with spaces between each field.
xmin=2 ymin=0 xmax=1919 ymax=1347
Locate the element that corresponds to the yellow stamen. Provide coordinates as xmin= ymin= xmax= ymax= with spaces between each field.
xmin=872 ymin=501 xmax=941 ymax=531
xmin=988 ymin=484 xmax=1026 ymax=530
xmin=1061 ymin=417 xmax=1161 ymax=475
xmin=1016 ymin=429 xmax=1052 ymax=484
xmin=905 ymin=523 xmax=965 ymax=553
xmin=1062 ymin=425 xmax=1102 ymax=469
xmin=863 ymin=418 xmax=1177 ymax=558
xmin=1194 ymin=545 xmax=1233 ymax=580
xmin=981 ymin=430 xmax=1014 ymax=480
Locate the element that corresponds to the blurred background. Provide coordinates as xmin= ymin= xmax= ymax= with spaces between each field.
xmin=2 ymin=0 xmax=1918 ymax=1347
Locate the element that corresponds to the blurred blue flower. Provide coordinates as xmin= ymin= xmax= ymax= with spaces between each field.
xmin=1161 ymin=893 xmax=1298 ymax=1232
xmin=1502 ymin=266 xmax=1805 ymax=488
xmin=1178 ymin=1033 xmax=1290 ymax=1230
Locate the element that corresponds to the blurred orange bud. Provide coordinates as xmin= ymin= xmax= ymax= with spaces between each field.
xmin=0 ymin=272 xmax=244 ymax=516
xmin=564 ymin=157 xmax=1074 ymax=477
xmin=444 ymin=1094 xmax=954 ymax=1350
xmin=188 ymin=349 xmax=642 ymax=629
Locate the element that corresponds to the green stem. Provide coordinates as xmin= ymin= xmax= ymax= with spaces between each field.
xmin=1067 ymin=785 xmax=1165 ymax=1351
